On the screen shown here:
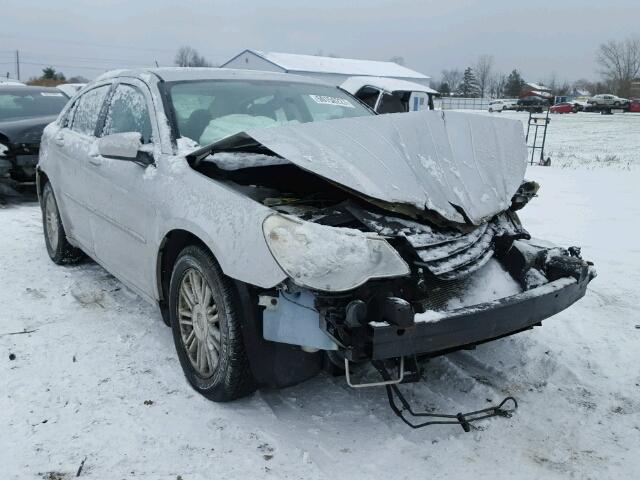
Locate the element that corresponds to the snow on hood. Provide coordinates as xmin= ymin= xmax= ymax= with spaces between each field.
xmin=208 ymin=110 xmax=527 ymax=225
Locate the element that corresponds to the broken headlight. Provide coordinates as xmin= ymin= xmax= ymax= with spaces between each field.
xmin=263 ymin=214 xmax=409 ymax=292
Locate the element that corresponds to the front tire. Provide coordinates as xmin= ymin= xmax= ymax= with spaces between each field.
xmin=41 ymin=182 xmax=83 ymax=264
xmin=169 ymin=245 xmax=255 ymax=401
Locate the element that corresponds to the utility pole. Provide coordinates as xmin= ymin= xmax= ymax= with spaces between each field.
xmin=15 ymin=50 xmax=20 ymax=81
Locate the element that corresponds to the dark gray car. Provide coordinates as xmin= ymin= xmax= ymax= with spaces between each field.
xmin=0 ymin=86 xmax=69 ymax=181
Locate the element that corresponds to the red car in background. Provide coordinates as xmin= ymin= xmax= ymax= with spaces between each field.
xmin=550 ymin=102 xmax=577 ymax=114
xmin=629 ymin=99 xmax=640 ymax=112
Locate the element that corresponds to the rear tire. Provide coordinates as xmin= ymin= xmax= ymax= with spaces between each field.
xmin=41 ymin=182 xmax=83 ymax=265
xmin=169 ymin=245 xmax=255 ymax=401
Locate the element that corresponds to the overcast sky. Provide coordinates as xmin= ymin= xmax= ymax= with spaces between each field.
xmin=1 ymin=0 xmax=638 ymax=84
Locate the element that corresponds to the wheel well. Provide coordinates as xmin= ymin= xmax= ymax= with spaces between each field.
xmin=156 ymin=229 xmax=210 ymax=306
xmin=36 ymin=168 xmax=50 ymax=201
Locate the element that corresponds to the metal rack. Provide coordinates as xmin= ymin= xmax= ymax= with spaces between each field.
xmin=525 ymin=110 xmax=551 ymax=165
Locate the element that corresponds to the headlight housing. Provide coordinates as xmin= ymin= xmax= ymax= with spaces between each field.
xmin=0 ymin=142 xmax=8 ymax=158
xmin=263 ymin=214 xmax=409 ymax=292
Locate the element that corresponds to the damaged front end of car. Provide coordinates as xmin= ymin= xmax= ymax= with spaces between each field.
xmin=255 ymin=200 xmax=595 ymax=364
xmin=186 ymin=110 xmax=595 ymax=428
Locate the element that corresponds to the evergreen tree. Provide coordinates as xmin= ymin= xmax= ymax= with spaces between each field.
xmin=460 ymin=67 xmax=480 ymax=97
xmin=504 ymin=69 xmax=525 ymax=97
xmin=438 ymin=82 xmax=451 ymax=95
xmin=40 ymin=67 xmax=65 ymax=81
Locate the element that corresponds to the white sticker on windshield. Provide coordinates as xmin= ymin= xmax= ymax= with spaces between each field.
xmin=308 ymin=94 xmax=355 ymax=108
xmin=41 ymin=92 xmax=64 ymax=97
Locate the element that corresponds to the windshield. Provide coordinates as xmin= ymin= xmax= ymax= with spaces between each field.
xmin=166 ymin=80 xmax=373 ymax=146
xmin=0 ymin=90 xmax=68 ymax=121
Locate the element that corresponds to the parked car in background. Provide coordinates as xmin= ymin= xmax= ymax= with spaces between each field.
xmin=628 ymin=99 xmax=640 ymax=112
xmin=37 ymin=68 xmax=594 ymax=403
xmin=550 ymin=102 xmax=578 ymax=114
xmin=488 ymin=99 xmax=516 ymax=112
xmin=0 ymin=85 xmax=69 ymax=181
xmin=341 ymin=76 xmax=439 ymax=113
xmin=587 ymin=94 xmax=629 ymax=107
xmin=0 ymin=78 xmax=26 ymax=86
xmin=516 ymin=96 xmax=549 ymax=113
xmin=57 ymin=83 xmax=87 ymax=98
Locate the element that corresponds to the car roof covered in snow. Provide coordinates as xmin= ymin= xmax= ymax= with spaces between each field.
xmin=341 ymin=76 xmax=439 ymax=95
xmin=95 ymin=67 xmax=332 ymax=85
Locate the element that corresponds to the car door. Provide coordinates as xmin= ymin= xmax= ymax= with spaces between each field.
xmin=52 ymin=84 xmax=112 ymax=254
xmin=87 ymin=80 xmax=159 ymax=296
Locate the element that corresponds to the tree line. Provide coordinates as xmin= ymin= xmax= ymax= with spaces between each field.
xmin=23 ymin=35 xmax=640 ymax=99
xmin=435 ymin=35 xmax=640 ymax=99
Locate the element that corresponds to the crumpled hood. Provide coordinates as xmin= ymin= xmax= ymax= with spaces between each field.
xmin=211 ymin=110 xmax=527 ymax=226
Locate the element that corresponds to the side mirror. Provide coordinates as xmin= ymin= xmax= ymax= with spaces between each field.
xmin=97 ymin=132 xmax=154 ymax=166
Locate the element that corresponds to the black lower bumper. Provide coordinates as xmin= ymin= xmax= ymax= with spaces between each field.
xmin=367 ymin=275 xmax=591 ymax=360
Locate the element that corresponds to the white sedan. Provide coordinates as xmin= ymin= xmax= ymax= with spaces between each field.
xmin=37 ymin=68 xmax=594 ymax=403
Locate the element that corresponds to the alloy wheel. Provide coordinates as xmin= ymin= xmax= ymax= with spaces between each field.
xmin=177 ymin=268 xmax=221 ymax=378
xmin=45 ymin=193 xmax=59 ymax=252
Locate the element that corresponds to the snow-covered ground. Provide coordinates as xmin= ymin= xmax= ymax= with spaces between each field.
xmin=1 ymin=120 xmax=639 ymax=479
xmin=481 ymin=110 xmax=640 ymax=168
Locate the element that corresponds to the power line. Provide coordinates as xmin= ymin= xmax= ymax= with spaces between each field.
xmin=19 ymin=61 xmax=155 ymax=71
xmin=0 ymin=33 xmax=212 ymax=57
xmin=18 ymin=51 xmax=166 ymax=64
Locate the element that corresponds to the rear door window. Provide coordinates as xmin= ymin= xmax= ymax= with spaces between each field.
xmin=377 ymin=93 xmax=407 ymax=114
xmin=71 ymin=86 xmax=110 ymax=136
xmin=102 ymin=84 xmax=152 ymax=143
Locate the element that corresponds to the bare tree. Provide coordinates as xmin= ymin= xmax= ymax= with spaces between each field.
xmin=440 ymin=69 xmax=463 ymax=94
xmin=175 ymin=46 xmax=212 ymax=67
xmin=488 ymin=73 xmax=506 ymax=98
xmin=475 ymin=55 xmax=494 ymax=98
xmin=596 ymin=36 xmax=640 ymax=97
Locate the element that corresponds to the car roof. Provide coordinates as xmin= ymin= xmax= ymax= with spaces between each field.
xmin=0 ymin=85 xmax=69 ymax=95
xmin=340 ymin=76 xmax=438 ymax=95
xmin=95 ymin=67 xmax=334 ymax=86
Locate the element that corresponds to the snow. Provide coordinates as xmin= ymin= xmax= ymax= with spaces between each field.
xmin=243 ymin=50 xmax=429 ymax=79
xmin=439 ymin=258 xmax=522 ymax=310
xmin=2 ymin=120 xmax=640 ymax=478
xmin=479 ymin=110 xmax=640 ymax=168
xmin=207 ymin=151 xmax=289 ymax=170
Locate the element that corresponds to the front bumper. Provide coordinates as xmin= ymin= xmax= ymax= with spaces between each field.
xmin=366 ymin=274 xmax=590 ymax=360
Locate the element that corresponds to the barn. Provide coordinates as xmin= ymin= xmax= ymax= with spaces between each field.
xmin=220 ymin=49 xmax=431 ymax=88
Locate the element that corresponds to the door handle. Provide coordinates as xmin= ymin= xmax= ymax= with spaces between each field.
xmin=54 ymin=134 xmax=64 ymax=147
xmin=89 ymin=156 xmax=102 ymax=166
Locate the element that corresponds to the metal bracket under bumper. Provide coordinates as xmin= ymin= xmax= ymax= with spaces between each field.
xmin=367 ymin=276 xmax=591 ymax=360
